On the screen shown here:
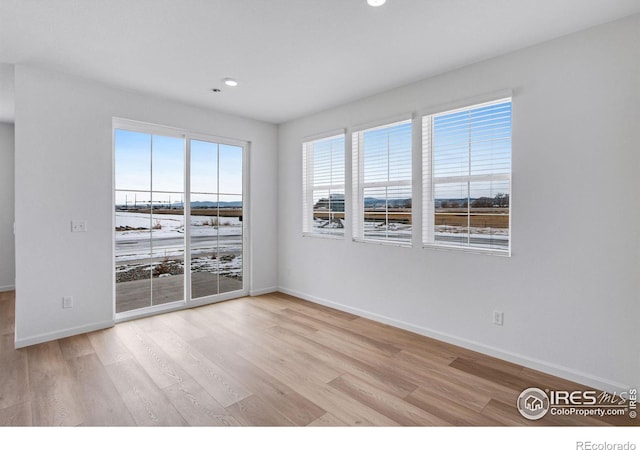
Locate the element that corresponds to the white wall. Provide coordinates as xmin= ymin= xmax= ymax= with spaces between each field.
xmin=14 ymin=65 xmax=278 ymax=346
xmin=0 ymin=122 xmax=15 ymax=291
xmin=278 ymin=15 xmax=640 ymax=392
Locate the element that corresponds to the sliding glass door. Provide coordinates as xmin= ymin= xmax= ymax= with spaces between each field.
xmin=189 ymin=140 xmax=244 ymax=300
xmin=114 ymin=122 xmax=246 ymax=317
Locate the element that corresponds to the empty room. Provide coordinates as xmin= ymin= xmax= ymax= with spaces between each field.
xmin=0 ymin=0 xmax=638 ymax=444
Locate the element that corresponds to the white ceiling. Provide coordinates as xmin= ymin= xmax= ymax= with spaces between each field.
xmin=1 ymin=0 xmax=639 ymax=124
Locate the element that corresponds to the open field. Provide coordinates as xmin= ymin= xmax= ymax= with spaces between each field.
xmin=115 ymin=211 xmax=244 ymax=313
xmin=314 ymin=208 xmax=509 ymax=228
xmin=435 ymin=208 xmax=509 ymax=229
xmin=125 ymin=208 xmax=243 ymax=218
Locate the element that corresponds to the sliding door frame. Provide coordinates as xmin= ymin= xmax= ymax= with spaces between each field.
xmin=112 ymin=118 xmax=250 ymax=322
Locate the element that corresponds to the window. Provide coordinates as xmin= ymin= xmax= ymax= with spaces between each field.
xmin=422 ymin=98 xmax=512 ymax=254
xmin=114 ymin=129 xmax=185 ymax=313
xmin=302 ymin=134 xmax=345 ymax=237
xmin=352 ymin=119 xmax=412 ymax=245
xmin=114 ymin=119 xmax=247 ymax=318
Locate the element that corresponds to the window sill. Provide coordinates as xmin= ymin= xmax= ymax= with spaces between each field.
xmin=423 ymin=243 xmax=511 ymax=257
xmin=302 ymin=232 xmax=344 ymax=240
xmin=353 ymin=238 xmax=412 ymax=248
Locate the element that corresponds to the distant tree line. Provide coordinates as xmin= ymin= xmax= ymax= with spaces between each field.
xmin=439 ymin=193 xmax=509 ymax=209
xmin=313 ymin=193 xmax=508 ymax=210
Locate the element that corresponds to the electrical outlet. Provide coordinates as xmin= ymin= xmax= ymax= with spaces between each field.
xmin=63 ymin=296 xmax=73 ymax=308
xmin=71 ymin=220 xmax=87 ymax=232
xmin=493 ymin=310 xmax=504 ymax=326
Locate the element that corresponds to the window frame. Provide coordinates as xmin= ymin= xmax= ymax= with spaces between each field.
xmin=352 ymin=118 xmax=413 ymax=247
xmin=112 ymin=117 xmax=251 ymax=322
xmin=421 ymin=98 xmax=512 ymax=256
xmin=302 ymin=131 xmax=346 ymax=239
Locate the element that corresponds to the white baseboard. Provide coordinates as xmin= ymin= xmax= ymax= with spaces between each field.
xmin=250 ymin=286 xmax=278 ymax=296
xmin=0 ymin=284 xmax=15 ymax=292
xmin=15 ymin=320 xmax=115 ymax=349
xmin=277 ymin=286 xmax=629 ymax=394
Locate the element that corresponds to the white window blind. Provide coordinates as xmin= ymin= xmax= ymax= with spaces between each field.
xmin=302 ymin=134 xmax=345 ymax=236
xmin=352 ymin=119 xmax=412 ymax=244
xmin=422 ymin=98 xmax=512 ymax=253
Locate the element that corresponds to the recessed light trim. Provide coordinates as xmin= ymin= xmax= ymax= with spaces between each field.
xmin=367 ymin=0 xmax=386 ymax=6
xmin=223 ymin=78 xmax=239 ymax=87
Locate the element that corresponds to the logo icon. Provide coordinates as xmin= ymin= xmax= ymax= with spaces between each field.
xmin=517 ymin=387 xmax=550 ymax=420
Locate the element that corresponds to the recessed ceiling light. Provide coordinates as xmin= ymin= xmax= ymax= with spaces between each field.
xmin=223 ymin=78 xmax=239 ymax=87
xmin=367 ymin=0 xmax=386 ymax=6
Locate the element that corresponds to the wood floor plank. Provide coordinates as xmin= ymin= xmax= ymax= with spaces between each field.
xmin=387 ymin=350 xmax=520 ymax=408
xmin=178 ymin=307 xmax=248 ymax=349
xmin=66 ymin=354 xmax=136 ymax=426
xmin=162 ymin=377 xmax=240 ymax=426
xmin=154 ymin=312 xmax=208 ymax=342
xmin=0 ymin=334 xmax=25 ymax=363
xmin=190 ymin=340 xmax=326 ymax=426
xmin=518 ymin=366 xmax=593 ymax=393
xmin=304 ymin=329 xmax=397 ymax=367
xmin=269 ymin=292 xmax=360 ymax=323
xmin=329 ymin=374 xmax=450 ymax=426
xmin=385 ymin=351 xmax=495 ymax=413
xmin=0 ymin=354 xmax=29 ymax=410
xmin=58 ymin=334 xmax=95 ymax=360
xmin=213 ymin=299 xmax=283 ymax=327
xmin=456 ymin=352 xmax=525 ymax=377
xmin=449 ymin=357 xmax=530 ymax=391
xmin=350 ymin=317 xmax=516 ymax=371
xmin=481 ymin=399 xmax=543 ymax=426
xmin=145 ymin=328 xmax=252 ymax=407
xmin=480 ymin=398 xmax=606 ymax=427
xmin=347 ymin=317 xmax=459 ymax=362
xmin=0 ymin=291 xmax=628 ymax=427
xmin=276 ymin=308 xmax=402 ymax=357
xmin=0 ymin=401 xmax=32 ymax=426
xmin=104 ymin=358 xmax=187 ymax=426
xmin=226 ymin=394 xmax=296 ymax=426
xmin=277 ymin=349 xmax=344 ymax=384
xmin=269 ymin=315 xmax=319 ymax=336
xmin=264 ymin=325 xmax=418 ymax=398
xmin=382 ymin=327 xmax=509 ymax=369
xmin=116 ymin=322 xmax=193 ymax=389
xmin=393 ymin=342 xmax=459 ymax=367
xmin=27 ymin=341 xmax=85 ymax=426
xmin=237 ymin=347 xmax=400 ymax=426
xmin=405 ymin=387 xmax=502 ymax=426
xmin=0 ymin=294 xmax=14 ymax=335
xmin=242 ymin=295 xmax=290 ymax=313
xmin=307 ymin=412 xmax=349 ymax=426
xmin=87 ymin=327 xmax=133 ymax=366
xmin=197 ymin=304 xmax=276 ymax=336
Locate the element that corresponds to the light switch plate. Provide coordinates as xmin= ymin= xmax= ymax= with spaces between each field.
xmin=71 ymin=220 xmax=87 ymax=232
xmin=63 ymin=296 xmax=73 ymax=308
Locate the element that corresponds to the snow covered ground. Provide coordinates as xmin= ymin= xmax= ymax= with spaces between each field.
xmin=115 ymin=212 xmax=243 ymax=279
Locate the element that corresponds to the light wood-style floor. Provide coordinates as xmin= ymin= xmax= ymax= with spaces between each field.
xmin=0 ymin=290 xmax=633 ymax=426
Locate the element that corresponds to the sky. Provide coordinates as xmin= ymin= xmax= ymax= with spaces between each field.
xmin=307 ymin=100 xmax=511 ymax=204
xmin=431 ymin=100 xmax=512 ymax=200
xmin=115 ymin=100 xmax=510 ymax=209
xmin=114 ymin=129 xmax=243 ymax=206
xmin=310 ymin=135 xmax=346 ymax=207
